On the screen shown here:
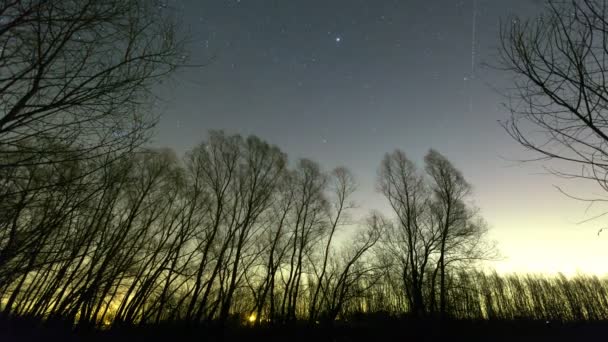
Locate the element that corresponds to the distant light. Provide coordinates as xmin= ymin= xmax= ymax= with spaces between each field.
xmin=248 ymin=313 xmax=256 ymax=323
xmin=335 ymin=37 xmax=342 ymax=43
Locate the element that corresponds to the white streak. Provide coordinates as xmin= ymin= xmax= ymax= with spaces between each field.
xmin=468 ymin=0 xmax=478 ymax=114
xmin=471 ymin=0 xmax=477 ymax=79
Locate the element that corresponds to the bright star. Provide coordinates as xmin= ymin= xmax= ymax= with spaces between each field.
xmin=335 ymin=37 xmax=341 ymax=43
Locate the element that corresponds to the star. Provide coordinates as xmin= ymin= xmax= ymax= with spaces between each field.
xmin=335 ymin=36 xmax=342 ymax=43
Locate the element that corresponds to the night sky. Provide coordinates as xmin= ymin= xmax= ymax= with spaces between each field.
xmin=152 ymin=0 xmax=607 ymax=276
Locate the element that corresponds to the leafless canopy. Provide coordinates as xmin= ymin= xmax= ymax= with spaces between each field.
xmin=501 ymin=0 xmax=608 ymax=193
xmin=0 ymin=0 xmax=183 ymax=170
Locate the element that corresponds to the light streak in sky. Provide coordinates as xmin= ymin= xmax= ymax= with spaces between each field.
xmin=471 ymin=0 xmax=477 ymax=79
xmin=466 ymin=0 xmax=478 ymax=114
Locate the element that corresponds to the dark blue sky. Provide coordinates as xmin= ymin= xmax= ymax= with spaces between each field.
xmin=150 ymin=0 xmax=607 ymax=275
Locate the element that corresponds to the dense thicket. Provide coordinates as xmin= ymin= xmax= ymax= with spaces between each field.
xmin=1 ymin=0 xmax=607 ymax=333
xmin=0 ymin=130 xmax=382 ymax=327
xmin=1 ymin=129 xmax=607 ymax=329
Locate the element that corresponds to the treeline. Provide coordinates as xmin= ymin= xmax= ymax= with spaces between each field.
xmin=1 ymin=0 xmax=607 ymax=332
xmin=355 ymin=271 xmax=608 ymax=321
xmin=0 ymin=129 xmax=478 ymax=327
xmin=2 ymin=130 xmax=607 ymax=329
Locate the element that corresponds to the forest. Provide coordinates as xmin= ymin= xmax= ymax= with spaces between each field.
xmin=1 ymin=0 xmax=608 ymax=341
xmin=3 ymin=132 xmax=608 ymax=329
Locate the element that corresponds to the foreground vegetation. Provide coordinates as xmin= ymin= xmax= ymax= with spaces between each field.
xmin=2 ymin=131 xmax=608 ymax=329
xmin=1 ymin=1 xmax=608 ymax=339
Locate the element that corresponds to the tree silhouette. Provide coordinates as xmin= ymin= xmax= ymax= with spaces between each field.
xmin=1 ymin=132 xmax=607 ymax=329
xmin=0 ymin=0 xmax=182 ymax=172
xmin=501 ymin=0 xmax=608 ymax=204
xmin=377 ymin=149 xmax=494 ymax=318
xmin=0 ymin=0 xmax=182 ymax=304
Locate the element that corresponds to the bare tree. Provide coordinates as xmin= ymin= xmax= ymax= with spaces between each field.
xmin=5 ymin=130 xmax=608 ymax=326
xmin=217 ymin=135 xmax=286 ymax=326
xmin=309 ymin=167 xmax=356 ymax=323
xmin=0 ymin=0 xmax=182 ymax=172
xmin=250 ymin=172 xmax=295 ymax=324
xmin=424 ymin=149 xmax=494 ymax=318
xmin=377 ymin=149 xmax=495 ymax=318
xmin=279 ymin=159 xmax=329 ymax=322
xmin=182 ymin=132 xmax=241 ymax=322
xmin=318 ymin=212 xmax=384 ymax=323
xmin=500 ymin=0 xmax=608 ymax=204
xmin=0 ymin=0 xmax=183 ymax=305
xmin=378 ymin=150 xmax=434 ymax=317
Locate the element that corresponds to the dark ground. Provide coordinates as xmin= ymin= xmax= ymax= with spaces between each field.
xmin=1 ymin=316 xmax=607 ymax=341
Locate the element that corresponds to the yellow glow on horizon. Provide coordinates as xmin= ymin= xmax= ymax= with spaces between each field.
xmin=486 ymin=221 xmax=608 ymax=277
xmin=248 ymin=313 xmax=256 ymax=323
xmin=356 ymin=169 xmax=608 ymax=277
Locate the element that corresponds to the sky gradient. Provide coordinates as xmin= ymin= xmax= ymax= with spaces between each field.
xmin=151 ymin=0 xmax=607 ymax=276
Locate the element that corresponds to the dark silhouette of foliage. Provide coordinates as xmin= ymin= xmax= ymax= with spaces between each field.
xmin=500 ymin=0 xmax=608 ymax=208
xmin=4 ymin=130 xmax=607 ymax=330
xmin=0 ymin=2 xmax=606 ymax=341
